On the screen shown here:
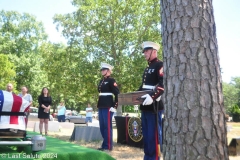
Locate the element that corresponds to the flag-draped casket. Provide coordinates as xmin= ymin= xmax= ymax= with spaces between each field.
xmin=0 ymin=90 xmax=30 ymax=137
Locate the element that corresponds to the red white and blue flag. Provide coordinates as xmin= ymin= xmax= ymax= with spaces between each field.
xmin=0 ymin=90 xmax=30 ymax=130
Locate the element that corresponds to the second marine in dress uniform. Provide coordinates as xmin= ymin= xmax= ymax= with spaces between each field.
xmin=97 ymin=62 xmax=120 ymax=151
xmin=139 ymin=41 xmax=164 ymax=160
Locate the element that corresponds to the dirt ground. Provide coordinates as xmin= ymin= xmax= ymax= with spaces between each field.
xmin=27 ymin=121 xmax=240 ymax=160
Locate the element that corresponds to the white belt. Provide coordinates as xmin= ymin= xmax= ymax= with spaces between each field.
xmin=142 ymin=85 xmax=155 ymax=89
xmin=99 ymin=93 xmax=113 ymax=96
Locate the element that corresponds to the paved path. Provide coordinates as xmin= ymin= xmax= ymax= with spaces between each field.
xmin=27 ymin=120 xmax=117 ymax=140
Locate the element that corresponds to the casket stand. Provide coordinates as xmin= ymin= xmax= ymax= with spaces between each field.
xmin=0 ymin=90 xmax=46 ymax=152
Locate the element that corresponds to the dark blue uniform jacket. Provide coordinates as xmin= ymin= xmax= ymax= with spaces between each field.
xmin=139 ymin=58 xmax=164 ymax=112
xmin=97 ymin=76 xmax=119 ymax=108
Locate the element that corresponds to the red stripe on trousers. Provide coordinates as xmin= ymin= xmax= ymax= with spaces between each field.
xmin=108 ymin=110 xmax=110 ymax=150
xmin=155 ymin=128 xmax=158 ymax=160
xmin=10 ymin=95 xmax=22 ymax=124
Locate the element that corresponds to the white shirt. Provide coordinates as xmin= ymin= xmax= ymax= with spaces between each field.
xmin=18 ymin=93 xmax=33 ymax=104
xmin=86 ymin=107 xmax=93 ymax=117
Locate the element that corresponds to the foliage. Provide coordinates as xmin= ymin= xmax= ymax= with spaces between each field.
xmin=223 ymin=77 xmax=240 ymax=114
xmin=0 ymin=10 xmax=49 ymax=107
xmin=228 ymin=104 xmax=240 ymax=122
xmin=231 ymin=77 xmax=240 ymax=106
xmin=39 ymin=42 xmax=82 ymax=108
xmin=7 ymin=53 xmax=49 ymax=106
xmin=123 ymin=105 xmax=134 ymax=112
xmin=228 ymin=104 xmax=240 ymax=115
xmin=53 ymin=0 xmax=163 ymax=108
xmin=222 ymin=82 xmax=239 ymax=111
xmin=122 ymin=105 xmax=141 ymax=117
xmin=0 ymin=10 xmax=47 ymax=56
xmin=0 ymin=0 xmax=163 ymax=111
xmin=0 ymin=54 xmax=16 ymax=91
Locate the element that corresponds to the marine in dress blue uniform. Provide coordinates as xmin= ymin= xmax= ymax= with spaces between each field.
xmin=97 ymin=62 xmax=119 ymax=151
xmin=139 ymin=41 xmax=164 ymax=160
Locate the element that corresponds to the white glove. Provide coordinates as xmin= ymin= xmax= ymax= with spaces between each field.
xmin=141 ymin=94 xmax=153 ymax=105
xmin=156 ymin=96 xmax=161 ymax=102
xmin=109 ymin=107 xmax=116 ymax=112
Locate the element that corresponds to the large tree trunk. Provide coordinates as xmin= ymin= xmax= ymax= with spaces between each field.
xmin=160 ymin=0 xmax=229 ymax=159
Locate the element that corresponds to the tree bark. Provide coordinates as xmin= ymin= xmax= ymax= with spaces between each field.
xmin=160 ymin=0 xmax=229 ymax=159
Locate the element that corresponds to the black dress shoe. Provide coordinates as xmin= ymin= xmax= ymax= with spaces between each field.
xmin=97 ymin=148 xmax=112 ymax=151
xmin=97 ymin=148 xmax=104 ymax=151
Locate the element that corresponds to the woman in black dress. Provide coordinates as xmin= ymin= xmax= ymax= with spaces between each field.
xmin=38 ymin=87 xmax=52 ymax=135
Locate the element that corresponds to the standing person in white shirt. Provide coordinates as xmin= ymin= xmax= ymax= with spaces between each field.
xmin=18 ymin=86 xmax=33 ymax=127
xmin=57 ymin=101 xmax=66 ymax=122
xmin=85 ymin=103 xmax=93 ymax=126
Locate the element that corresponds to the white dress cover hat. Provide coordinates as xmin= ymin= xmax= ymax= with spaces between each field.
xmin=142 ymin=41 xmax=160 ymax=51
xmin=100 ymin=62 xmax=114 ymax=70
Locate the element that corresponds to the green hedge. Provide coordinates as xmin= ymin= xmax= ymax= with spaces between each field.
xmin=229 ymin=105 xmax=240 ymax=122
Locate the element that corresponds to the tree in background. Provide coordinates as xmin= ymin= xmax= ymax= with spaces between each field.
xmin=222 ymin=77 xmax=240 ymax=121
xmin=231 ymin=77 xmax=240 ymax=107
xmin=7 ymin=53 xmax=49 ymax=105
xmin=53 ymin=0 xmax=163 ymax=112
xmin=0 ymin=54 xmax=16 ymax=90
xmin=0 ymin=10 xmax=47 ymax=56
xmin=0 ymin=10 xmax=49 ymax=107
xmin=222 ymin=81 xmax=239 ymax=112
xmin=0 ymin=1 xmax=238 ymax=121
xmin=160 ymin=0 xmax=228 ymax=159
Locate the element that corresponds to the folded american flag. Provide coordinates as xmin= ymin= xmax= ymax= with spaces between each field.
xmin=0 ymin=90 xmax=30 ymax=130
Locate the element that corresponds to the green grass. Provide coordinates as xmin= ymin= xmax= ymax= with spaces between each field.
xmin=0 ymin=131 xmax=115 ymax=160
